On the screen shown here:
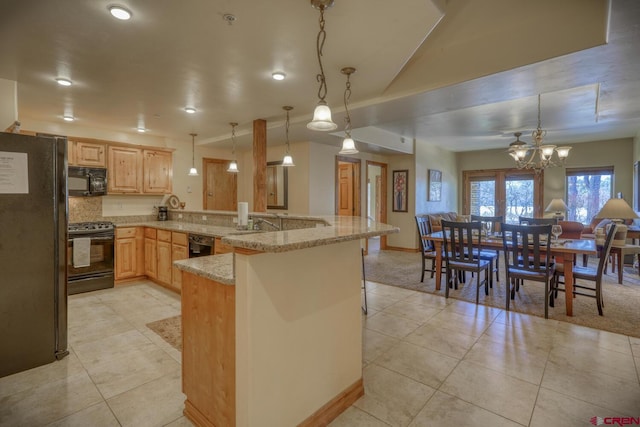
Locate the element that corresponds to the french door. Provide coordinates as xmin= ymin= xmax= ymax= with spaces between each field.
xmin=463 ymin=169 xmax=543 ymax=224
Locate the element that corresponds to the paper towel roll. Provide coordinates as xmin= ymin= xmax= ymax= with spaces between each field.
xmin=238 ymin=202 xmax=248 ymax=227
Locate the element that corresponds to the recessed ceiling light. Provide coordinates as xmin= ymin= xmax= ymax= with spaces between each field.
xmin=184 ymin=107 xmax=197 ymax=114
xmin=56 ymin=78 xmax=72 ymax=86
xmin=272 ymin=72 xmax=286 ymax=81
xmin=137 ymin=127 xmax=146 ymax=133
xmin=109 ymin=5 xmax=132 ymax=20
xmin=63 ymin=115 xmax=74 ymax=122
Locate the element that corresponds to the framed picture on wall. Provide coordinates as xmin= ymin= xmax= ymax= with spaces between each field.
xmin=392 ymin=170 xmax=408 ymax=212
xmin=428 ymin=169 xmax=442 ymax=202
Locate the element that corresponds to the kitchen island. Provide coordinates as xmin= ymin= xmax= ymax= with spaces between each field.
xmin=174 ymin=216 xmax=398 ymax=427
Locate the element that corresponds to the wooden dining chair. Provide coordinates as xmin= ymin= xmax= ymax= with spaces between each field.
xmin=470 ymin=214 xmax=503 ymax=283
xmin=551 ymin=223 xmax=617 ymax=315
xmin=501 ymin=223 xmax=556 ymax=318
xmin=415 ymin=215 xmax=443 ymax=282
xmin=519 ymin=216 xmax=558 ymax=225
xmin=441 ymin=220 xmax=491 ymax=303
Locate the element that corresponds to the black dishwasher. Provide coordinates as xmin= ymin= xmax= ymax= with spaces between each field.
xmin=188 ymin=234 xmax=214 ymax=257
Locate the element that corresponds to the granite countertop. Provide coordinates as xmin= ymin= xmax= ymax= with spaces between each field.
xmin=222 ymin=216 xmax=398 ymax=253
xmin=114 ymin=220 xmax=258 ymax=238
xmin=174 ymin=253 xmax=235 ymax=285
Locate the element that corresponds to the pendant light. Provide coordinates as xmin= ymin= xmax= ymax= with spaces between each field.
xmin=307 ymin=0 xmax=337 ymax=131
xmin=227 ymin=122 xmax=239 ymax=173
xmin=188 ymin=133 xmax=199 ymax=176
xmin=339 ymin=67 xmax=358 ymax=155
xmin=282 ymin=106 xmax=295 ymax=166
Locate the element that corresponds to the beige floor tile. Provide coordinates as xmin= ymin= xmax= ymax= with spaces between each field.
xmin=72 ymin=329 xmax=154 ymax=367
xmin=365 ymin=312 xmax=422 ymax=339
xmin=548 ymin=341 xmax=637 ymax=381
xmin=541 ymin=359 xmax=640 ymax=415
xmin=440 ymin=360 xmax=539 ymax=425
xmin=464 ymin=337 xmax=549 ymax=385
xmin=426 ymin=309 xmax=493 ymax=338
xmin=354 ymin=364 xmax=435 ymax=427
xmin=0 ymin=352 xmax=86 ymax=399
xmin=0 ymin=371 xmax=103 ymax=426
xmin=86 ymin=344 xmax=180 ymax=399
xmin=444 ymin=299 xmax=503 ymax=321
xmin=328 ymin=406 xmax=390 ymax=427
xmin=553 ymin=322 xmax=632 ymax=355
xmin=409 ymin=391 xmax=522 ymax=427
xmin=68 ymin=314 xmax=137 ymax=347
xmin=530 ymin=387 xmax=623 ymax=427
xmin=369 ymin=284 xmax=419 ymax=300
xmin=494 ymin=310 xmax=559 ymax=330
xmin=363 ymin=328 xmax=400 ymax=364
xmin=482 ymin=321 xmax=556 ymax=353
xmin=107 ymin=370 xmax=185 ymax=427
xmin=164 ymin=416 xmax=196 ymax=426
xmin=405 ymin=324 xmax=478 ymax=359
xmin=123 ymin=305 xmax=181 ymax=331
xmin=631 ymin=336 xmax=640 ymax=357
xmin=403 ymin=292 xmax=451 ymax=309
xmin=45 ymin=402 xmax=119 ymax=427
xmin=366 ymin=292 xmax=403 ymax=312
xmin=375 ymin=341 xmax=459 ymax=388
xmin=381 ymin=300 xmax=442 ymax=324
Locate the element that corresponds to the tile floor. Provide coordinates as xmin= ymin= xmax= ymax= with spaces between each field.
xmin=1 ymin=279 xmax=639 ymax=426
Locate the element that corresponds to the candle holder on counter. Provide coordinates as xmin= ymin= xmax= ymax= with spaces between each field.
xmin=179 ymin=202 xmax=186 ymax=210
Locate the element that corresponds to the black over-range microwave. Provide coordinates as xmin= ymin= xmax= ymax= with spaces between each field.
xmin=68 ymin=166 xmax=107 ymax=197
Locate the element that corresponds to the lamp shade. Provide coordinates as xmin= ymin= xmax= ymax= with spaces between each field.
xmin=594 ymin=198 xmax=639 ymax=220
xmin=227 ymin=160 xmax=239 ymax=173
xmin=307 ymin=102 xmax=337 ymax=131
xmin=339 ymin=137 xmax=358 ymax=155
xmin=545 ymin=198 xmax=567 ymax=214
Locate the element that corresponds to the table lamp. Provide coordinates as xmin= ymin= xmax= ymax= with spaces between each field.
xmin=545 ymin=199 xmax=568 ymax=220
xmin=594 ymin=197 xmax=639 ymax=245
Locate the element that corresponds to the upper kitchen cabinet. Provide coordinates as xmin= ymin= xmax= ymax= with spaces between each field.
xmin=143 ymin=149 xmax=172 ymax=194
xmin=107 ymin=146 xmax=174 ymax=195
xmin=68 ymin=140 xmax=106 ymax=167
xmin=108 ymin=146 xmax=143 ymax=193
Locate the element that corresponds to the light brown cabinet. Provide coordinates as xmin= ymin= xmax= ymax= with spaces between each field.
xmin=143 ymin=150 xmax=172 ymax=194
xmin=68 ymin=140 xmax=106 ymax=167
xmin=144 ymin=228 xmax=157 ymax=279
xmin=156 ymin=230 xmax=173 ymax=285
xmin=215 ymin=237 xmax=234 ymax=254
xmin=115 ymin=227 xmax=144 ymax=281
xmin=108 ymin=146 xmax=143 ymax=193
xmin=171 ymin=232 xmax=189 ymax=291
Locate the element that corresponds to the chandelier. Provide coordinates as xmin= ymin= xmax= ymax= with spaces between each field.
xmin=507 ymin=94 xmax=571 ymax=173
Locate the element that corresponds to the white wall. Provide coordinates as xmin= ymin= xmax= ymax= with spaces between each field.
xmin=0 ymin=78 xmax=17 ymax=130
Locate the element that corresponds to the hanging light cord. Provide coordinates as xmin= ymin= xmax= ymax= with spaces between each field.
xmin=343 ymin=73 xmax=353 ymax=138
xmin=315 ymin=6 xmax=328 ymax=103
xmin=191 ymin=135 xmax=195 ymax=166
xmin=231 ymin=123 xmax=237 ymax=156
xmin=533 ymin=94 xmax=546 ymax=145
xmin=285 ymin=110 xmax=291 ymax=153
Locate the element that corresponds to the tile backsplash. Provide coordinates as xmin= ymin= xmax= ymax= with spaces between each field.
xmin=68 ymin=197 xmax=102 ymax=223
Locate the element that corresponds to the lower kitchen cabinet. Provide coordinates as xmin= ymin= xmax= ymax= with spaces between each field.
xmin=171 ymin=232 xmax=189 ymax=291
xmin=144 ymin=228 xmax=157 ymax=279
xmin=156 ymin=230 xmax=173 ymax=285
xmin=115 ymin=227 xmax=144 ymax=281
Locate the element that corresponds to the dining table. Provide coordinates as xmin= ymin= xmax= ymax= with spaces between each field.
xmin=424 ymin=231 xmax=597 ymax=316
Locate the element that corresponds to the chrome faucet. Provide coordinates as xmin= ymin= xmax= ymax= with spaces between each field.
xmin=254 ymin=218 xmax=280 ymax=231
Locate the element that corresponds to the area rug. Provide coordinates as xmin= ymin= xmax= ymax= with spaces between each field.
xmin=364 ymin=250 xmax=640 ymax=338
xmin=146 ymin=315 xmax=182 ymax=351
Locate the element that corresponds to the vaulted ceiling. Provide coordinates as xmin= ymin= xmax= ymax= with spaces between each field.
xmin=1 ymin=0 xmax=638 ymax=154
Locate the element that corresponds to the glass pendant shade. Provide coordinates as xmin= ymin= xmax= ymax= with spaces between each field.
xmin=282 ymin=155 xmax=295 ymax=167
xmin=339 ymin=137 xmax=358 ymax=155
xmin=188 ymin=167 xmax=198 ymax=176
xmin=307 ymin=102 xmax=337 ymax=131
xmin=227 ymin=160 xmax=238 ymax=173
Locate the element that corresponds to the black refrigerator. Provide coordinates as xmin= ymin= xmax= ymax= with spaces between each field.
xmin=0 ymin=132 xmax=69 ymax=378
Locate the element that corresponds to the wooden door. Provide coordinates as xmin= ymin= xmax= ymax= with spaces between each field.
xmin=108 ymin=146 xmax=142 ymax=193
xmin=338 ymin=163 xmax=355 ymax=216
xmin=204 ymin=159 xmax=237 ymax=211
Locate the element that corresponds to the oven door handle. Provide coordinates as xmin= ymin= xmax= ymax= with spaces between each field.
xmin=71 ymin=235 xmax=114 ymax=241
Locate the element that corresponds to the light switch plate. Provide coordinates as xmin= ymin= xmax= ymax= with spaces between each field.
xmin=202 ymin=215 xmax=207 ymax=221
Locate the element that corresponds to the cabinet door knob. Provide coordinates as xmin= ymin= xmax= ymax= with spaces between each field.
xmin=208 ymin=192 xmax=213 ymax=196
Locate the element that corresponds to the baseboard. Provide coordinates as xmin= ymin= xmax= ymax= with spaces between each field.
xmin=298 ymin=378 xmax=364 ymax=427
xmin=384 ymin=245 xmax=420 ymax=253
xmin=184 ymin=400 xmax=216 ymax=427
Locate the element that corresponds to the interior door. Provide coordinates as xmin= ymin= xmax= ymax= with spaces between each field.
xmin=338 ymin=163 xmax=355 ymax=216
xmin=204 ymin=159 xmax=237 ymax=211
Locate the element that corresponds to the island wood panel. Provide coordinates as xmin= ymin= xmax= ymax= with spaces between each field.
xmin=182 ymin=271 xmax=235 ymax=427
xmin=253 ymin=119 xmax=267 ymax=212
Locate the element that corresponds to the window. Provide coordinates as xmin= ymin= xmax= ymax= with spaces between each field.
xmin=463 ymin=169 xmax=543 ymax=224
xmin=566 ymin=167 xmax=613 ymax=224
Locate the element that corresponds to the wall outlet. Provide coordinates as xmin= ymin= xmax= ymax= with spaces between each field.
xmin=202 ymin=215 xmax=207 ymax=221
xmin=178 ymin=214 xmax=183 ymax=219
xmin=187 ymin=186 xmax=192 ymax=193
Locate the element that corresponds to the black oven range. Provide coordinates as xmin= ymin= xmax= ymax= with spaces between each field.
xmin=67 ymin=221 xmax=115 ymax=295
